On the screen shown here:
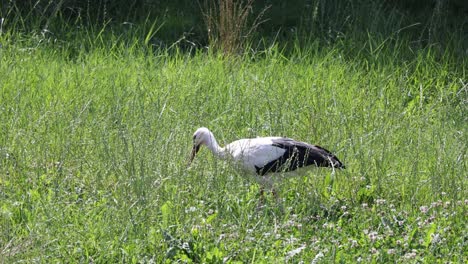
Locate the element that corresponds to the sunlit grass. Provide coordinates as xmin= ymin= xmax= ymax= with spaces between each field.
xmin=0 ymin=24 xmax=466 ymax=262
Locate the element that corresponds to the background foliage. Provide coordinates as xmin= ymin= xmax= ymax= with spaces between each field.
xmin=2 ymin=0 xmax=467 ymax=50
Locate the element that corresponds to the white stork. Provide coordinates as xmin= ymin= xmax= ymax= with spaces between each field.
xmin=188 ymin=128 xmax=345 ymax=187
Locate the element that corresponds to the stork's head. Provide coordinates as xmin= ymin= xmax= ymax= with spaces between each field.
xmin=188 ymin=127 xmax=213 ymax=165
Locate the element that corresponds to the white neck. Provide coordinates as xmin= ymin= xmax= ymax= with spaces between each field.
xmin=204 ymin=132 xmax=226 ymax=159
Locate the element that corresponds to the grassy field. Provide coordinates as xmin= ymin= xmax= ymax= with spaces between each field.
xmin=0 ymin=17 xmax=467 ymax=263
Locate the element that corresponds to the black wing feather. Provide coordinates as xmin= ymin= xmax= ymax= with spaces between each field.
xmin=255 ymin=138 xmax=345 ymax=175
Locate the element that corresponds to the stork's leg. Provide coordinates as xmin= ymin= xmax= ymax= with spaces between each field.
xmin=271 ymin=188 xmax=278 ymax=199
xmin=256 ymin=186 xmax=266 ymax=210
xmin=257 ymin=177 xmax=269 ymax=205
xmin=257 ymin=186 xmax=280 ymax=208
xmin=256 ymin=177 xmax=280 ymax=210
xmin=271 ymin=187 xmax=285 ymax=213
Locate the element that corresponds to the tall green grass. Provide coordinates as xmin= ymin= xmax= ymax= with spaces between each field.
xmin=0 ymin=8 xmax=466 ymax=263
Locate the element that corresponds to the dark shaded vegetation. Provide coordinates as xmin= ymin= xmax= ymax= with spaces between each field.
xmin=1 ymin=0 xmax=466 ymax=53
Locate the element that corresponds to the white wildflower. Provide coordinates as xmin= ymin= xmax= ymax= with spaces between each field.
xmin=368 ymin=231 xmax=378 ymax=242
xmin=285 ymin=244 xmax=306 ymax=261
xmin=311 ymin=251 xmax=324 ymax=264
xmin=431 ymin=233 xmax=441 ymax=245
xmin=376 ymin=199 xmax=386 ymax=205
xmin=403 ymin=252 xmax=417 ymax=259
xmin=419 ymin=206 xmax=429 ymax=213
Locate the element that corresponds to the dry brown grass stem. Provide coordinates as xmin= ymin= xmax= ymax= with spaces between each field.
xmin=201 ymin=0 xmax=269 ymax=55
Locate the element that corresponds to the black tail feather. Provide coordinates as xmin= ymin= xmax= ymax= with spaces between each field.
xmin=255 ymin=138 xmax=345 ymax=175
